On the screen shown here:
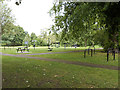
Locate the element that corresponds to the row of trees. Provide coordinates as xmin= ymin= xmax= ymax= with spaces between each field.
xmin=0 ymin=1 xmax=59 ymax=47
xmin=0 ymin=1 xmax=26 ymax=46
xmin=49 ymin=2 xmax=120 ymax=51
xmin=22 ymin=30 xmax=59 ymax=47
xmin=1 ymin=23 xmax=58 ymax=46
xmin=1 ymin=1 xmax=120 ymax=50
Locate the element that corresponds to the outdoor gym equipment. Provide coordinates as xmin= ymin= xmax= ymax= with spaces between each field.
xmin=107 ymin=48 xmax=117 ymax=62
xmin=84 ymin=49 xmax=93 ymax=58
xmin=63 ymin=43 xmax=67 ymax=49
xmin=53 ymin=42 xmax=60 ymax=48
xmin=84 ymin=45 xmax=95 ymax=58
xmin=88 ymin=45 xmax=95 ymax=54
xmin=63 ymin=43 xmax=70 ymax=49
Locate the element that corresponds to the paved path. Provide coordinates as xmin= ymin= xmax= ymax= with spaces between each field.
xmin=19 ymin=50 xmax=85 ymax=55
xmin=1 ymin=52 xmax=119 ymax=70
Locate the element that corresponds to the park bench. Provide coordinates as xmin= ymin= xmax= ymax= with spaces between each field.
xmin=48 ymin=47 xmax=53 ymax=51
xmin=16 ymin=47 xmax=29 ymax=53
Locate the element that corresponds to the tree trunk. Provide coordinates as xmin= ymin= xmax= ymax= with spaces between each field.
xmin=85 ymin=39 xmax=87 ymax=47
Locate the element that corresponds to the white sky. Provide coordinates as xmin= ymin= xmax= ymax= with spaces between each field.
xmin=7 ymin=0 xmax=55 ymax=36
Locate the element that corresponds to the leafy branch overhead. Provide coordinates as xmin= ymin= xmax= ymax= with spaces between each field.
xmin=49 ymin=2 xmax=120 ymax=50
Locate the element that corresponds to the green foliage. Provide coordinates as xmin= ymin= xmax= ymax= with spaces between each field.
xmin=30 ymin=32 xmax=37 ymax=45
xmin=49 ymin=2 xmax=120 ymax=50
xmin=35 ymin=35 xmax=42 ymax=46
xmin=22 ymin=34 xmax=31 ymax=47
xmin=0 ymin=1 xmax=26 ymax=46
xmin=2 ymin=24 xmax=26 ymax=46
xmin=0 ymin=1 xmax=15 ymax=34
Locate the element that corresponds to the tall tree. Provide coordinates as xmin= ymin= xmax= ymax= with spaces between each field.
xmin=0 ymin=1 xmax=15 ymax=35
xmin=49 ymin=2 xmax=120 ymax=50
xmin=2 ymin=25 xmax=26 ymax=46
xmin=30 ymin=32 xmax=37 ymax=45
xmin=0 ymin=1 xmax=15 ymax=46
xmin=23 ymin=33 xmax=31 ymax=46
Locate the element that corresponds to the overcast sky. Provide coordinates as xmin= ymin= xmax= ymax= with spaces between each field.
xmin=7 ymin=0 xmax=55 ymax=36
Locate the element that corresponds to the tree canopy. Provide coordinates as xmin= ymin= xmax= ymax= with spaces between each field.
xmin=49 ymin=2 xmax=120 ymax=50
xmin=0 ymin=1 xmax=15 ymax=37
xmin=0 ymin=1 xmax=26 ymax=46
xmin=1 ymin=1 xmax=120 ymax=49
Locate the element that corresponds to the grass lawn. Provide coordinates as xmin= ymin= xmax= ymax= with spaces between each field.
xmin=1 ymin=45 xmax=102 ymax=54
xmin=2 ymin=56 xmax=118 ymax=88
xmin=30 ymin=51 xmax=118 ymax=66
xmin=1 ymin=47 xmax=78 ymax=54
xmin=1 ymin=46 xmax=119 ymax=88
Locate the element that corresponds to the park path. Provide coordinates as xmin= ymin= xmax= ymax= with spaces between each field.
xmin=18 ymin=48 xmax=103 ymax=55
xmin=18 ymin=50 xmax=85 ymax=55
xmin=0 ymin=52 xmax=119 ymax=70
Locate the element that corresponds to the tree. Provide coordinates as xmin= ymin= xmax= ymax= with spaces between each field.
xmin=0 ymin=1 xmax=15 ymax=35
xmin=30 ymin=32 xmax=37 ymax=45
xmin=36 ymin=35 xmax=43 ymax=46
xmin=22 ymin=33 xmax=31 ymax=47
xmin=39 ymin=29 xmax=48 ymax=46
xmin=0 ymin=1 xmax=15 ymax=46
xmin=0 ymin=1 xmax=27 ymax=46
xmin=2 ymin=24 xmax=26 ymax=46
xmin=49 ymin=2 xmax=120 ymax=50
xmin=12 ymin=25 xmax=26 ymax=46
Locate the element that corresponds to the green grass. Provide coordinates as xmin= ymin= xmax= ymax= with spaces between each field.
xmin=31 ymin=51 xmax=118 ymax=66
xmin=1 ymin=46 xmax=118 ymax=88
xmin=1 ymin=45 xmax=102 ymax=54
xmin=1 ymin=47 xmax=75 ymax=54
xmin=2 ymin=56 xmax=118 ymax=88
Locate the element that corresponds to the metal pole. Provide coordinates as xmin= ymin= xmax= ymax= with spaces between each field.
xmin=34 ymin=41 xmax=35 ymax=50
xmin=94 ymin=47 xmax=95 ymax=54
xmin=107 ymin=50 xmax=109 ymax=62
xmin=84 ymin=49 xmax=86 ymax=58
xmin=48 ymin=38 xmax=50 ymax=49
xmin=4 ymin=45 xmax=5 ymax=50
xmin=88 ymin=49 xmax=89 ymax=55
xmin=64 ymin=44 xmax=66 ymax=49
xmin=91 ymin=49 xmax=93 ymax=57
xmin=113 ymin=51 xmax=115 ymax=60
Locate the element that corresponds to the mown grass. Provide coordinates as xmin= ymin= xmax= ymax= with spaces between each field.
xmin=1 ymin=47 xmax=74 ymax=55
xmin=1 ymin=46 xmax=118 ymax=66
xmin=1 ymin=45 xmax=102 ymax=54
xmin=2 ymin=56 xmax=118 ymax=88
xmin=31 ymin=51 xmax=118 ymax=66
xmin=1 ymin=46 xmax=119 ymax=88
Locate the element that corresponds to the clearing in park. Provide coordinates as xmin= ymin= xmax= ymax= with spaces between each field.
xmin=0 ymin=0 xmax=120 ymax=89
